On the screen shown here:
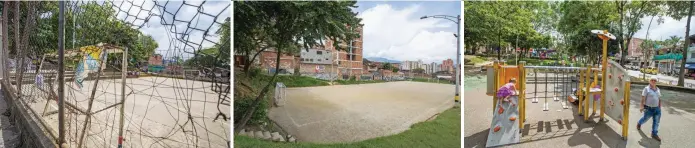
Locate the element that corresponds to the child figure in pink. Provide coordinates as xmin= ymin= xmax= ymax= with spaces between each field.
xmin=497 ymin=78 xmax=518 ymax=104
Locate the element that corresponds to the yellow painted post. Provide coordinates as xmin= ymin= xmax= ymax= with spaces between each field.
xmin=622 ymin=81 xmax=631 ymax=139
xmin=584 ymin=66 xmax=592 ymax=121
xmin=593 ymin=68 xmax=598 ymax=114
xmin=600 ymin=31 xmax=608 ymax=121
xmin=519 ymin=61 xmax=526 ymax=129
xmin=578 ymin=68 xmax=584 ymax=115
xmin=493 ymin=61 xmax=499 ymax=114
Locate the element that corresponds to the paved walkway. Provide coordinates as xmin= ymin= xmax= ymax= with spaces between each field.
xmin=0 ymin=86 xmax=21 ymax=148
xmin=627 ymin=70 xmax=695 ymax=88
xmin=465 ymin=81 xmax=695 ymax=148
xmin=269 ymin=81 xmax=454 ymax=143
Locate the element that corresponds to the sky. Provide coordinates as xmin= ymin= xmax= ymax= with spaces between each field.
xmin=110 ymin=0 xmax=230 ymax=60
xmin=633 ymin=15 xmax=694 ymax=42
xmin=354 ymin=1 xmax=461 ymax=64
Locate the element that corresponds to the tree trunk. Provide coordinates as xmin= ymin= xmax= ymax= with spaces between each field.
xmin=618 ymin=2 xmax=628 ymax=66
xmin=622 ymin=38 xmax=631 ymax=66
xmin=678 ymin=1 xmax=694 ymax=87
xmin=234 ymin=45 xmax=283 ymax=134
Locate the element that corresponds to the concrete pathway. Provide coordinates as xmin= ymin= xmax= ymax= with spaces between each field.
xmin=465 ymin=81 xmax=695 ymax=148
xmin=0 ymin=86 xmax=21 ymax=148
xmin=627 ymin=70 xmax=695 ymax=88
xmin=269 ymin=81 xmax=454 ymax=143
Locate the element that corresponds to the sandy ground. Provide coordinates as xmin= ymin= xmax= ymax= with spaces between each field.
xmin=269 ymin=81 xmax=455 ymax=143
xmin=16 ymin=77 xmax=230 ymax=148
xmin=464 ymin=76 xmax=695 ymax=148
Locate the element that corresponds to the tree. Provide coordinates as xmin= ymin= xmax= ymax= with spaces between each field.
xmin=392 ymin=67 xmax=399 ymax=73
xmin=233 ymin=1 xmax=362 ymax=133
xmin=184 ymin=17 xmax=229 ymax=70
xmin=413 ymin=68 xmax=425 ymax=74
xmin=558 ymin=1 xmax=621 ymax=64
xmin=382 ymin=63 xmax=392 ymax=70
xmin=615 ymin=1 xmax=663 ymax=66
xmin=665 ymin=1 xmax=695 ymax=87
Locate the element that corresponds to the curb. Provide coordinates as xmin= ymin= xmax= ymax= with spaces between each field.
xmin=631 ymin=80 xmax=695 ymax=93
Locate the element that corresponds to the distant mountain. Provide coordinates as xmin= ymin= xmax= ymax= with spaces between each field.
xmin=365 ymin=57 xmax=401 ymax=63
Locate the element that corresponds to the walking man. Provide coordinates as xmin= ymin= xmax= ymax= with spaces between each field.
xmin=638 ymin=76 xmax=662 ymax=142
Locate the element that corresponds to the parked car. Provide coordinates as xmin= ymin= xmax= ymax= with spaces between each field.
xmin=640 ymin=67 xmax=658 ymax=75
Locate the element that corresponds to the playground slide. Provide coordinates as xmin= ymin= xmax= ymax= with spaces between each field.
xmin=486 ymin=94 xmax=520 ymax=147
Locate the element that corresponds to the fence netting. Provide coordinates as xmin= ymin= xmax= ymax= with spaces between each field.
xmin=1 ymin=1 xmax=230 ymax=148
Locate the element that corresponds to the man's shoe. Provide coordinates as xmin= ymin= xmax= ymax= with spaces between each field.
xmin=637 ymin=124 xmax=641 ymax=131
xmin=652 ymin=134 xmax=661 ymax=142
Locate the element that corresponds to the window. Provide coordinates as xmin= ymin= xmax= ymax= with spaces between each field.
xmin=317 ymin=51 xmax=323 ymax=55
xmin=692 ymin=53 xmax=695 ymax=59
xmin=318 ymin=59 xmax=322 ymax=62
xmin=310 ymin=59 xmax=314 ymax=62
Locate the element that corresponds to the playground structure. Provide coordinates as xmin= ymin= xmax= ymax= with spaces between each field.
xmin=484 ymin=30 xmax=632 ymax=147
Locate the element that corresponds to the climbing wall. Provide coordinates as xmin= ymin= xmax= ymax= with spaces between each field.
xmin=486 ymin=94 xmax=520 ymax=147
xmin=604 ymin=60 xmax=629 ymax=124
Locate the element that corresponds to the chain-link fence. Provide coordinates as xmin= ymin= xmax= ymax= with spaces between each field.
xmin=1 ymin=1 xmax=230 ymax=148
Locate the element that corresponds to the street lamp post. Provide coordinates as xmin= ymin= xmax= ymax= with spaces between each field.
xmin=421 ymin=15 xmax=461 ymax=105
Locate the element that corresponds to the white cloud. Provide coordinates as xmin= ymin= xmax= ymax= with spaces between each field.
xmin=634 ymin=16 xmax=695 ymax=41
xmin=112 ymin=0 xmax=230 ymax=59
xmin=358 ymin=4 xmax=457 ymax=64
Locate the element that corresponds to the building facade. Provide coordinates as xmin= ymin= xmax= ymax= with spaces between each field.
xmin=441 ymin=59 xmax=454 ymax=74
xmin=256 ymin=24 xmax=364 ymax=79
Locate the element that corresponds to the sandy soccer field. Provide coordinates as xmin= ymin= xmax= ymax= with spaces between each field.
xmin=269 ymin=81 xmax=455 ymax=143
xmin=17 ymin=76 xmax=230 ymax=148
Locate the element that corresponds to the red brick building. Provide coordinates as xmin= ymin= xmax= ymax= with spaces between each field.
xmin=256 ymin=24 xmax=364 ymax=79
xmin=259 ymin=50 xmax=298 ymax=73
xmin=441 ymin=59 xmax=454 ymax=73
xmin=148 ymin=54 xmax=163 ymax=66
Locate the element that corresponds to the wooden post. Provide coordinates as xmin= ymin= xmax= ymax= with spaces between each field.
xmin=518 ymin=61 xmax=526 ymax=129
xmin=600 ymin=30 xmax=609 ymax=121
xmin=493 ymin=61 xmax=499 ymax=113
xmin=622 ymin=81 xmax=631 ymax=139
xmin=578 ymin=68 xmax=585 ymax=115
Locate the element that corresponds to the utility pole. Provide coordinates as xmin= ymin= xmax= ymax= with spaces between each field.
xmin=58 ymin=1 xmax=66 ymax=147
xmin=420 ymin=14 xmax=460 ymax=104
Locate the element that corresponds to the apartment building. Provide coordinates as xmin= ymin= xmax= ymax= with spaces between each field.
xmin=256 ymin=24 xmax=364 ymax=79
xmin=441 ymin=59 xmax=454 ymax=73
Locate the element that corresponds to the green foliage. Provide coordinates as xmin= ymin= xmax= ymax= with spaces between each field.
xmin=392 ymin=67 xmax=399 ymax=73
xmin=273 ymin=75 xmax=330 ymax=88
xmin=233 ymin=73 xmax=274 ymax=126
xmin=413 ymin=68 xmax=425 ymax=74
xmin=233 ymin=96 xmax=269 ymax=126
xmin=249 ymin=66 xmax=263 ymax=78
xmin=184 ymin=17 xmax=230 ymax=70
xmin=464 ymin=1 xmax=555 ymax=57
xmin=335 ymin=79 xmax=386 ymax=85
xmin=235 ymin=108 xmax=461 ymax=148
xmin=382 ymin=63 xmax=393 ymax=70
xmin=4 ymin=2 xmax=158 ymax=66
xmin=234 ymin=1 xmax=362 ymax=72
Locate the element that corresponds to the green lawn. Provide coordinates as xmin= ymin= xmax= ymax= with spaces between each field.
xmin=234 ymin=108 xmax=461 ymax=148
xmin=264 ymin=75 xmax=389 ymax=88
xmin=334 ymin=79 xmax=386 ymax=85
xmin=411 ymin=77 xmax=453 ymax=85
xmin=273 ymin=75 xmax=331 ymax=87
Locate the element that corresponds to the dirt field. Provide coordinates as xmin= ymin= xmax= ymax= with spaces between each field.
xmin=17 ymin=77 xmax=229 ymax=148
xmin=269 ymin=81 xmax=455 ymax=143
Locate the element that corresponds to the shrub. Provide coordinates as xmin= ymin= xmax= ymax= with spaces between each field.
xmin=233 ymin=95 xmax=270 ymax=126
xmin=249 ymin=66 xmax=263 ymax=78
